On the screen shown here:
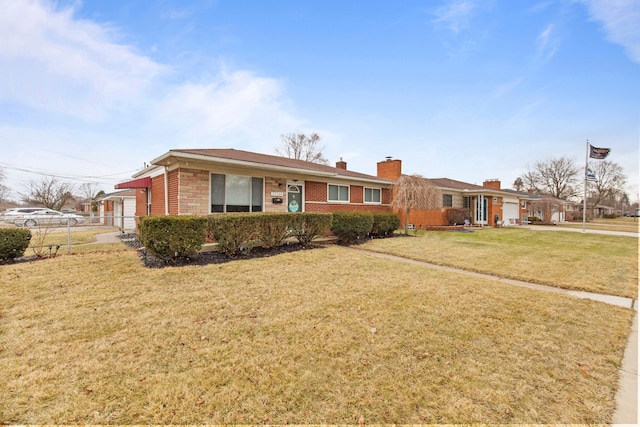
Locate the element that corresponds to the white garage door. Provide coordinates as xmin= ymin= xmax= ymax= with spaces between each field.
xmin=503 ymin=199 xmax=520 ymax=225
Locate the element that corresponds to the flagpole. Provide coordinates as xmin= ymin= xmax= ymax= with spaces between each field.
xmin=582 ymin=140 xmax=588 ymax=233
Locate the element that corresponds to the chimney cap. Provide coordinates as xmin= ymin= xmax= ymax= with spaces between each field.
xmin=385 ymin=156 xmax=393 ymax=161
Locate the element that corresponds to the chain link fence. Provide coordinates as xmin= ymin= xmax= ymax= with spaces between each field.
xmin=1 ymin=214 xmax=141 ymax=258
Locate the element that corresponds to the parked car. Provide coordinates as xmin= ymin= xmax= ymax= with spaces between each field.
xmin=1 ymin=207 xmax=49 ymax=222
xmin=12 ymin=209 xmax=86 ymax=227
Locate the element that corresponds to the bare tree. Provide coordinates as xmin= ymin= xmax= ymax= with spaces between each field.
xmin=276 ymin=132 xmax=328 ymax=165
xmin=512 ymin=177 xmax=525 ymax=192
xmin=586 ymin=160 xmax=627 ymax=217
xmin=77 ymin=182 xmax=103 ymax=212
xmin=522 ymin=156 xmax=580 ymax=199
xmin=20 ymin=177 xmax=75 ymax=210
xmin=0 ymin=167 xmax=9 ymax=204
xmin=391 ymin=174 xmax=441 ymax=234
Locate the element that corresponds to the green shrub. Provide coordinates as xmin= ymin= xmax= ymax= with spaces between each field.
xmin=138 ymin=216 xmax=207 ymax=260
xmin=208 ymin=213 xmax=259 ymax=255
xmin=330 ymin=211 xmax=374 ymax=243
xmin=445 ymin=208 xmax=471 ymax=226
xmin=255 ymin=213 xmax=292 ymax=249
xmin=288 ymin=213 xmax=333 ymax=245
xmin=0 ymin=228 xmax=32 ymax=262
xmin=371 ymin=212 xmax=400 ymax=236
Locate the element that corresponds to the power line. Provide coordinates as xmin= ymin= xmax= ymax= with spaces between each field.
xmin=0 ymin=161 xmax=138 ymax=185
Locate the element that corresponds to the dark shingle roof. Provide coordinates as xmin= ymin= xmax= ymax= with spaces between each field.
xmin=166 ymin=148 xmax=393 ymax=183
xmin=427 ymin=177 xmax=487 ymax=191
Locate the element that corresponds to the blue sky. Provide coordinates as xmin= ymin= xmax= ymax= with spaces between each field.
xmin=1 ymin=0 xmax=638 ymax=200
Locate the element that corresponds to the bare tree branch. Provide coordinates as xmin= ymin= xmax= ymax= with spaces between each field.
xmin=391 ymin=174 xmax=441 ymax=234
xmin=276 ymin=133 xmax=329 ymax=165
xmin=523 ymin=156 xmax=580 ymax=199
xmin=19 ymin=177 xmax=75 ymax=210
xmin=0 ymin=167 xmax=9 ymax=204
xmin=587 ymin=160 xmax=627 ymax=216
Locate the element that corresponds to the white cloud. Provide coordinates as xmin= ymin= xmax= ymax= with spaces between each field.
xmin=0 ymin=0 xmax=166 ymax=119
xmin=577 ymin=0 xmax=640 ymax=63
xmin=432 ymin=0 xmax=478 ymax=34
xmin=536 ymin=23 xmax=559 ymax=63
xmin=149 ymin=67 xmax=303 ymax=151
xmin=0 ymin=0 xmax=308 ymax=192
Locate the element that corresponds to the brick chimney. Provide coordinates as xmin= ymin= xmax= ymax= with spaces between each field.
xmin=483 ymin=179 xmax=501 ymax=190
xmin=377 ymin=157 xmax=402 ymax=180
xmin=336 ymin=158 xmax=347 ymax=170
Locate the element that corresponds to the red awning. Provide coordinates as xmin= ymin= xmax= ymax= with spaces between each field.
xmin=115 ymin=177 xmax=151 ymax=189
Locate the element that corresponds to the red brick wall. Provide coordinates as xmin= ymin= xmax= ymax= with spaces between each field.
xmin=382 ymin=188 xmax=392 ymax=205
xmin=305 ymin=181 xmax=326 ymax=202
xmin=305 ymin=203 xmax=391 ymax=214
xmin=377 ymin=159 xmax=402 ymax=180
xmin=135 ymin=190 xmax=147 ymax=217
xmin=150 ymin=175 xmax=165 ymax=216
xmin=351 ymin=186 xmax=363 ymax=204
xmin=398 ymin=209 xmax=448 ymax=228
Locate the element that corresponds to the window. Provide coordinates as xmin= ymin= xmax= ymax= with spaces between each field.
xmin=443 ymin=194 xmax=453 ymax=207
xmin=328 ymin=184 xmax=349 ymax=202
xmin=463 ymin=196 xmax=472 ymax=209
xmin=364 ymin=187 xmax=381 ymax=203
xmin=211 ymin=173 xmax=263 ymax=213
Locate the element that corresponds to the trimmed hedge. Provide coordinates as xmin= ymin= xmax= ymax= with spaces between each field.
xmin=138 ymin=216 xmax=208 ymax=260
xmin=371 ymin=213 xmax=400 ymax=237
xmin=208 ymin=213 xmax=259 ymax=255
xmin=255 ymin=213 xmax=292 ymax=249
xmin=288 ymin=213 xmax=333 ymax=245
xmin=0 ymin=228 xmax=32 ymax=262
xmin=330 ymin=211 xmax=374 ymax=243
xmin=208 ymin=212 xmax=333 ymax=255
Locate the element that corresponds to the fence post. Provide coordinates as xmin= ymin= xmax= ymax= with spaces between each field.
xmin=67 ymin=220 xmax=71 ymax=254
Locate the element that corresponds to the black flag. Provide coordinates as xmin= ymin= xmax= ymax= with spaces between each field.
xmin=589 ymin=145 xmax=610 ymax=159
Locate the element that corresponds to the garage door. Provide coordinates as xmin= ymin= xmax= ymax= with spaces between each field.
xmin=503 ymin=199 xmax=520 ymax=225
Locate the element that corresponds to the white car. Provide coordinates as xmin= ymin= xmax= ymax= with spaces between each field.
xmin=12 ymin=209 xmax=86 ymax=227
xmin=1 ymin=207 xmax=49 ymax=222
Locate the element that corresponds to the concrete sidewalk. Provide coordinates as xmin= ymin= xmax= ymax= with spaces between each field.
xmin=520 ymin=224 xmax=639 ymax=238
xmin=347 ymin=247 xmax=638 ymax=424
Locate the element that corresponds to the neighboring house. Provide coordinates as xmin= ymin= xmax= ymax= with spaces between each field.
xmin=527 ymin=194 xmax=578 ymax=223
xmin=377 ymin=158 xmax=533 ymax=228
xmin=115 ymin=149 xmax=395 ymax=217
xmin=98 ymin=189 xmax=137 ymax=230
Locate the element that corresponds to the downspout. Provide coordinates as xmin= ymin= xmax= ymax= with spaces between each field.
xmin=164 ymin=166 xmax=169 ymax=216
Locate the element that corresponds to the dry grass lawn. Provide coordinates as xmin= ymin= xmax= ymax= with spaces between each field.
xmin=0 ymin=246 xmax=634 ymax=424
xmin=361 ymin=228 xmax=638 ymax=298
xmin=558 ymin=217 xmax=640 ymax=233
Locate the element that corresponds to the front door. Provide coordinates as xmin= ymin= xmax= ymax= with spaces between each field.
xmin=287 ymin=184 xmax=303 ymax=212
xmin=475 ymin=196 xmax=488 ymax=224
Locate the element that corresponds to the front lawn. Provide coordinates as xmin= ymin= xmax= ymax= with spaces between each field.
xmin=0 ymin=247 xmax=634 ymax=424
xmin=360 ymin=228 xmax=638 ymax=298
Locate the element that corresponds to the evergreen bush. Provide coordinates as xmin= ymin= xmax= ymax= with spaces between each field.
xmin=208 ymin=213 xmax=259 ymax=255
xmin=330 ymin=211 xmax=374 ymax=243
xmin=138 ymin=216 xmax=207 ymax=260
xmin=0 ymin=228 xmax=31 ymax=262
xmin=371 ymin=212 xmax=400 ymax=236
xmin=288 ymin=213 xmax=333 ymax=245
